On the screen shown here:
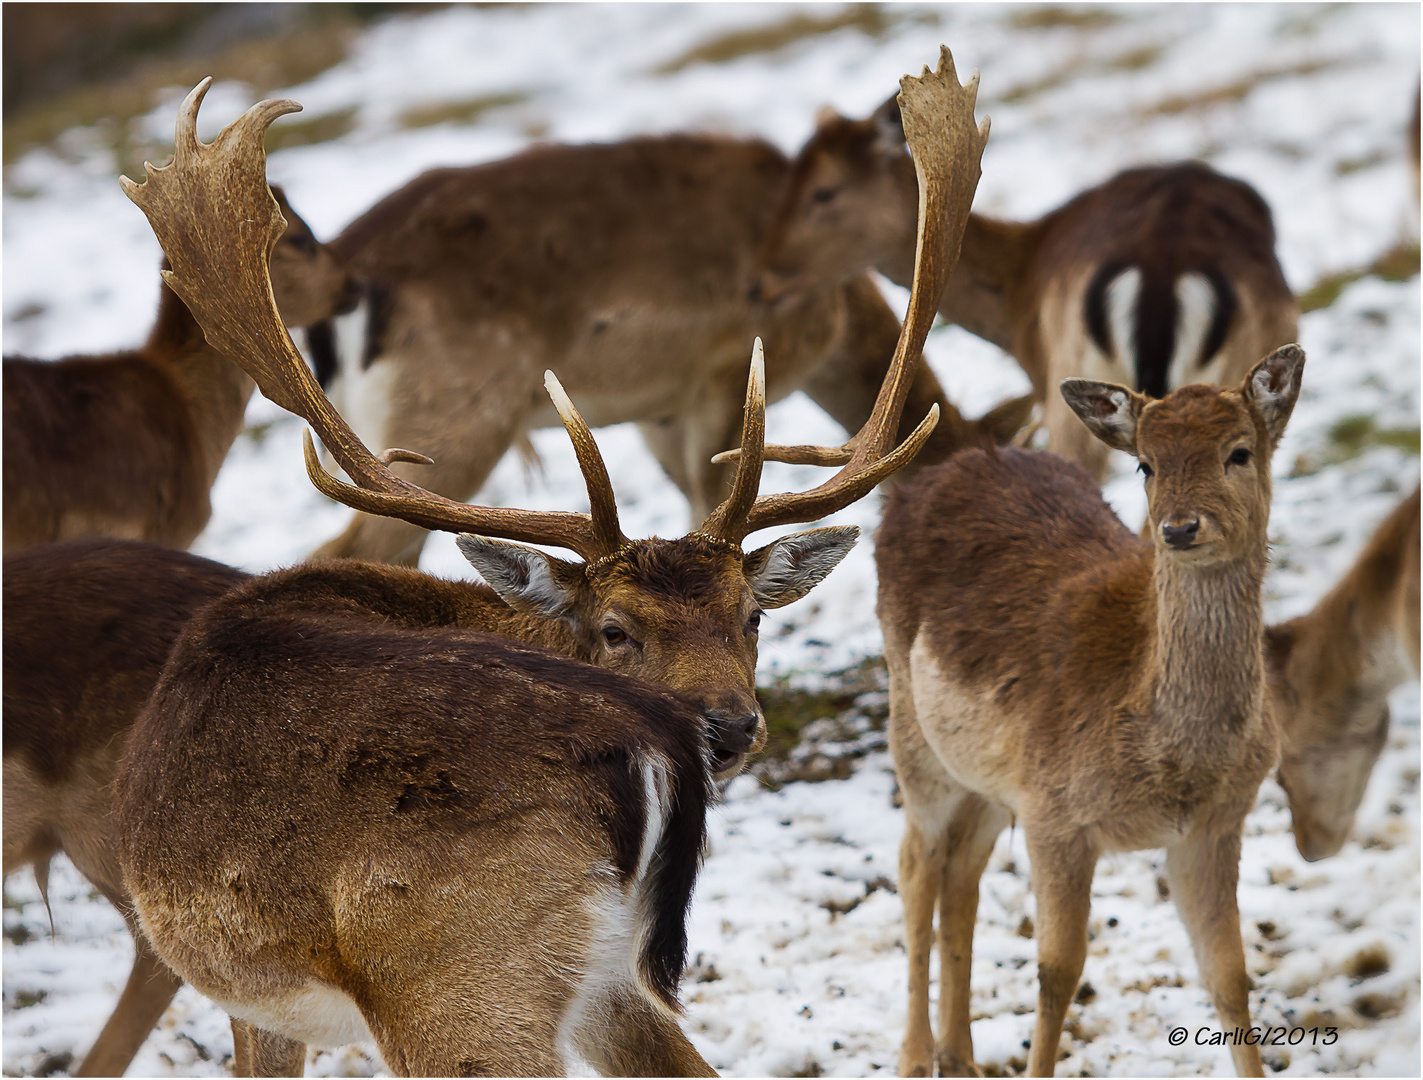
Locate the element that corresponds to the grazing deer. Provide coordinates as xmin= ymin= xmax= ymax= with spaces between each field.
xmin=754 ymin=94 xmax=1299 ymax=481
xmin=2 ymin=186 xmax=353 ymax=554
xmin=1269 ymin=484 xmax=1421 ymax=862
xmin=876 ymin=345 xmax=1306 ymax=1077
xmin=4 ymin=539 xmax=250 ymax=1077
xmin=302 ymin=52 xmax=1027 ymax=567
xmin=113 ymin=52 xmax=984 ymax=1073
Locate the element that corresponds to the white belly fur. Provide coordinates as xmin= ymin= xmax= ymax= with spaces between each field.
xmin=223 ymin=981 xmax=376 ymax=1051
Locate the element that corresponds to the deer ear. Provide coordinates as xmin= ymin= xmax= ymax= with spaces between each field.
xmin=1060 ymin=379 xmax=1145 ymax=455
xmin=1243 ymin=344 xmax=1306 ymax=448
xmin=456 ymin=535 xmax=580 ymax=619
xmin=743 ymin=526 xmax=859 ymax=610
xmin=870 ymin=92 xmax=905 ymax=156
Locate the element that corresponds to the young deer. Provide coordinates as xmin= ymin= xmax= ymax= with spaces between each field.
xmin=754 ymin=94 xmax=1299 ymax=481
xmin=302 ymin=48 xmax=1026 ymax=566
xmin=1269 ymin=483 xmax=1421 ymax=861
xmin=2 ymin=186 xmax=353 ymax=554
xmin=876 ymin=344 xmax=1306 ymax=1077
xmin=4 ymin=540 xmax=250 ymax=1077
xmin=112 ymin=55 xmax=985 ymax=1073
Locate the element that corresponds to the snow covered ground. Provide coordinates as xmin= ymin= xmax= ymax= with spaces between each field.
xmin=4 ymin=4 xmax=1418 ymax=1076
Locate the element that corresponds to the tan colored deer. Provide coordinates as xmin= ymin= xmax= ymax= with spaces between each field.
xmin=4 ymin=539 xmax=251 ymax=1077
xmin=875 ymin=344 xmax=1306 ymax=1077
xmin=112 ymin=55 xmax=984 ymax=1074
xmin=754 ymin=93 xmax=1299 ymax=481
xmin=1269 ymin=483 xmax=1421 ymax=861
xmin=2 ymin=187 xmax=353 ymax=554
xmin=303 ymin=49 xmax=1026 ymax=567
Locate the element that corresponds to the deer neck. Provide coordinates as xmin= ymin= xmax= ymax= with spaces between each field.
xmin=1149 ymin=545 xmax=1267 ymax=730
xmin=455 ymin=586 xmax=585 ymax=659
xmin=145 ymin=280 xmax=256 ymax=485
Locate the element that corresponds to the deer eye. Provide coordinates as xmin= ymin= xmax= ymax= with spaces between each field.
xmin=811 ymin=187 xmax=837 ymax=204
xmin=601 ymin=625 xmax=629 ymax=646
xmin=747 ymin=611 xmax=763 ymax=635
xmin=1138 ymin=461 xmax=1155 ymax=479
xmin=1227 ymin=447 xmax=1252 ymax=467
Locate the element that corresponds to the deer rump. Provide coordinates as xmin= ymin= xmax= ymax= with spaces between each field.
xmin=116 ymin=593 xmax=711 ymax=1059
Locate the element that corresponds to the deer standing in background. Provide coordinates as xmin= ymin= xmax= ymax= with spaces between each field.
xmin=754 ymin=94 xmax=1298 ymax=480
xmin=876 ymin=344 xmax=1306 ymax=1077
xmin=3 ymin=187 xmax=353 ymax=554
xmin=112 ymin=53 xmax=983 ymax=1074
xmin=1269 ymin=483 xmax=1420 ymax=861
xmin=303 ymin=49 xmax=1026 ymax=566
xmin=4 ymin=540 xmax=250 ymax=1077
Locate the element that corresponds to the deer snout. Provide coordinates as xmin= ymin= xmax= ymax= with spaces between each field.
xmin=1160 ymin=517 xmax=1200 ymax=550
xmin=700 ymin=700 xmax=767 ymax=780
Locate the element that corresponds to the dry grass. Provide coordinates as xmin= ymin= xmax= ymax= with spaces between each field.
xmin=652 ymin=4 xmax=934 ymax=76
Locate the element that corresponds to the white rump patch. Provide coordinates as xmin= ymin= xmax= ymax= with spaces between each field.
xmin=1105 ymin=266 xmax=1142 ymax=364
xmin=1168 ymin=271 xmax=1222 ymax=389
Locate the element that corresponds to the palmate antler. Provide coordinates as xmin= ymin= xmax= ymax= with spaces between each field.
xmin=123 ymin=51 xmax=986 ymax=563
xmin=704 ymin=45 xmax=989 ymax=545
xmin=122 ymin=78 xmax=629 ymax=563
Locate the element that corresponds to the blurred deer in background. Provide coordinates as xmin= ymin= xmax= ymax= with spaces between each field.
xmin=303 ymin=47 xmax=1026 ymax=566
xmin=113 ymin=52 xmax=984 ymax=1073
xmin=1269 ymin=483 xmax=1420 ymax=861
xmin=3 ymin=187 xmax=354 ymax=554
xmin=754 ymin=93 xmax=1299 ymax=481
xmin=4 ymin=540 xmax=250 ymax=1077
xmin=876 ymin=344 xmax=1305 ymax=1077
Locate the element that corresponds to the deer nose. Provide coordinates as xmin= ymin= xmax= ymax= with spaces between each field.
xmin=705 ymin=710 xmax=762 ymax=755
xmin=1161 ymin=518 xmax=1200 ymax=550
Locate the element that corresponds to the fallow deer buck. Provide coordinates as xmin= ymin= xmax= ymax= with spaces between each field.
xmin=112 ymin=55 xmax=984 ymax=1074
xmin=4 ymin=539 xmax=250 ymax=1078
xmin=754 ymin=93 xmax=1299 ymax=481
xmin=876 ymin=344 xmax=1307 ymax=1077
xmin=303 ymin=46 xmax=1026 ymax=566
xmin=1269 ymin=483 xmax=1420 ymax=862
xmin=3 ymin=188 xmax=353 ymax=554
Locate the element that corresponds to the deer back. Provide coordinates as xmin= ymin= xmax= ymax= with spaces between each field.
xmin=1270 ymin=484 xmax=1421 ymax=860
xmin=3 ymin=539 xmax=248 ymax=896
xmin=114 ymin=578 xmax=711 ymax=1039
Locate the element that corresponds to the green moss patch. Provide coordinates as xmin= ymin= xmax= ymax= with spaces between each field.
xmin=1299 ymin=241 xmax=1421 ymax=313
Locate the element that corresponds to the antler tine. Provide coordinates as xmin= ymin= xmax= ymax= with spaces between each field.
xmin=124 ymin=80 xmax=617 ymax=563
xmin=699 ymin=339 xmax=767 ymax=541
xmin=712 ymin=45 xmax=986 ymax=542
xmin=544 ymin=371 xmax=628 ymax=556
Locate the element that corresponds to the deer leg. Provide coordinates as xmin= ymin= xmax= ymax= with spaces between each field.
xmin=935 ymin=795 xmax=1012 ymax=1077
xmin=889 ymin=665 xmax=1009 ymax=1078
xmin=636 ymin=379 xmax=749 ymax=526
xmin=311 ymin=346 xmax=539 ymax=566
xmin=1166 ymin=825 xmax=1263 ymax=1077
xmin=230 ymin=1017 xmax=307 ymax=1077
xmin=73 ymin=931 xmax=183 ymax=1077
xmin=569 ymin=986 xmax=716 ymax=1077
xmin=1024 ymin=830 xmax=1097 ymax=1077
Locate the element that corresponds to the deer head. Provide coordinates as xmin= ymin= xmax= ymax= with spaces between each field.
xmin=751 ymin=93 xmax=918 ymax=303
xmin=1062 ymin=344 xmax=1304 ymax=565
xmin=122 ymin=55 xmax=986 ymax=778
